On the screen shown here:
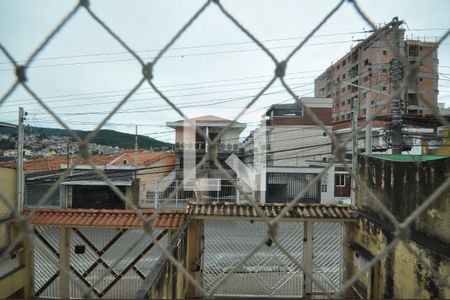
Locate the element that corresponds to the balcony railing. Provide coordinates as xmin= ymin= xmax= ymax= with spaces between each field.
xmin=175 ymin=142 xmax=240 ymax=152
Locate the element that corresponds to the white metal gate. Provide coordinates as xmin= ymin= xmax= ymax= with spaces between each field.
xmin=203 ymin=220 xmax=343 ymax=297
xmin=33 ymin=226 xmax=167 ymax=299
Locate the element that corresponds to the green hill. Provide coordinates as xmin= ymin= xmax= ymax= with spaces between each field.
xmin=0 ymin=124 xmax=172 ymax=150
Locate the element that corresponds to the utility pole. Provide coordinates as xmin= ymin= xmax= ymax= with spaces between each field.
xmin=16 ymin=107 xmax=25 ymax=213
xmin=351 ymin=98 xmax=359 ymax=205
xmin=134 ymin=125 xmax=138 ymax=167
xmin=390 ymin=17 xmax=403 ymax=154
xmin=66 ymin=142 xmax=70 ymax=169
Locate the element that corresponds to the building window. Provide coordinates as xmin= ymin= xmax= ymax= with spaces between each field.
xmin=342 ymin=74 xmax=346 ymax=79
xmin=362 ymin=92 xmax=367 ymax=99
xmin=347 ymin=98 xmax=351 ymax=105
xmin=419 ymin=77 xmax=423 ymax=82
xmin=123 ymin=159 xmax=128 ymax=165
xmin=382 ymin=68 xmax=387 ymax=73
xmin=362 ymin=108 xmax=366 ymax=115
xmin=409 ymin=45 xmax=419 ymax=57
xmin=322 ymin=131 xmax=327 ymax=137
xmin=382 ymin=86 xmax=387 ymax=91
xmin=321 ymin=184 xmax=327 ymax=193
xmin=364 ymin=58 xmax=369 ymax=66
xmin=335 ymin=174 xmax=346 ymax=187
xmin=342 ymin=60 xmax=346 ymax=67
xmin=382 ymin=49 xmax=387 ymax=55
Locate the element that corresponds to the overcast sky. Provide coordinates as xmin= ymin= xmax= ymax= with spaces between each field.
xmin=1 ymin=0 xmax=449 ymax=143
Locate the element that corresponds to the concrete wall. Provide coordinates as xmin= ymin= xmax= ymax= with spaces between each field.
xmin=138 ymin=156 xmax=176 ymax=203
xmin=0 ymin=167 xmax=29 ymax=299
xmin=348 ymin=155 xmax=450 ymax=298
xmin=0 ymin=167 xmax=15 ymax=248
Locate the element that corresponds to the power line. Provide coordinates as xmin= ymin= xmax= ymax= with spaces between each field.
xmin=0 ymin=77 xmax=316 ymax=113
xmin=1 ymin=71 xmax=321 ymax=109
xmin=1 ymin=28 xmax=445 ymax=67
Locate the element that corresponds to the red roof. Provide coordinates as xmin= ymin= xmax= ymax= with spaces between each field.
xmin=1 ymin=151 xmax=174 ymax=172
xmin=22 ymin=208 xmax=184 ymax=228
xmin=109 ymin=151 xmax=174 ymax=166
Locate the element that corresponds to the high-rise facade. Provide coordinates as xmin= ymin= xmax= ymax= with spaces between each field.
xmin=314 ymin=17 xmax=438 ymax=126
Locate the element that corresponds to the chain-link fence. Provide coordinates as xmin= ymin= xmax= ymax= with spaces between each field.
xmin=1 ymin=0 xmax=449 ymax=299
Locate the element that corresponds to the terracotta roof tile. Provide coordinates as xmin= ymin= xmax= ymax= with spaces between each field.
xmin=186 ymin=202 xmax=357 ymax=220
xmin=1 ymin=152 xmax=174 ymax=172
xmin=22 ymin=208 xmax=184 ymax=229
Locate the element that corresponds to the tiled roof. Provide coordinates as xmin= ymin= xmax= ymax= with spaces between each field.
xmin=1 ymin=151 xmax=174 ymax=172
xmin=22 ymin=208 xmax=184 ymax=228
xmin=109 ymin=151 xmax=174 ymax=166
xmin=186 ymin=202 xmax=357 ymax=220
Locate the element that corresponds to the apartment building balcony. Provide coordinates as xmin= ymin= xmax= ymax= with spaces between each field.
xmin=174 ymin=141 xmax=240 ymax=153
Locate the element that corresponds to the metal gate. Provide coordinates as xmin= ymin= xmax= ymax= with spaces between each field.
xmin=313 ymin=223 xmax=343 ymax=294
xmin=203 ymin=220 xmax=343 ymax=297
xmin=33 ymin=226 xmax=167 ymax=299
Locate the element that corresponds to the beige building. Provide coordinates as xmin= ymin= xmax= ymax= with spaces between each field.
xmin=314 ymin=17 xmax=438 ymax=126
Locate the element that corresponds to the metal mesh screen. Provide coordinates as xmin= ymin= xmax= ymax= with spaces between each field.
xmin=0 ymin=0 xmax=449 ymax=299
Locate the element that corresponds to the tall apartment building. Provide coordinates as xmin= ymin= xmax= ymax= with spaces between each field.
xmin=314 ymin=17 xmax=438 ymax=126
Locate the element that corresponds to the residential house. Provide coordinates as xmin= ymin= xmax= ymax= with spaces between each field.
xmin=18 ymin=150 xmax=174 ymax=209
xmin=166 ymin=115 xmax=246 ymax=203
xmin=246 ymin=97 xmax=340 ymax=204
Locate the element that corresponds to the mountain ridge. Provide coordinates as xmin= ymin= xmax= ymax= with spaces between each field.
xmin=0 ymin=124 xmax=172 ymax=150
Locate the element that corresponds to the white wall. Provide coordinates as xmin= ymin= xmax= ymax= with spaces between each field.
xmin=268 ymin=126 xmax=332 ymax=167
xmin=220 ymin=128 xmax=240 ymax=145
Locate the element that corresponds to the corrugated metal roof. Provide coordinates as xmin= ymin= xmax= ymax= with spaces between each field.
xmin=22 ymin=208 xmax=184 ymax=228
xmin=186 ymin=202 xmax=357 ymax=220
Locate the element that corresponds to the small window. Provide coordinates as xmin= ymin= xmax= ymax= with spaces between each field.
xmin=123 ymin=159 xmax=128 ymax=165
xmin=322 ymin=131 xmax=327 ymax=137
xmin=347 ymin=98 xmax=351 ymax=104
xmin=321 ymin=184 xmax=327 ymax=193
xmin=342 ymin=74 xmax=346 ymax=79
xmin=382 ymin=50 xmax=387 ymax=55
xmin=362 ymin=108 xmax=367 ymax=115
xmin=419 ymin=77 xmax=423 ymax=82
xmin=382 ymin=68 xmax=387 ymax=73
xmin=409 ymin=45 xmax=419 ymax=57
xmin=364 ymin=58 xmax=369 ymax=66
xmin=382 ymin=86 xmax=387 ymax=91
xmin=335 ymin=174 xmax=346 ymax=187
xmin=363 ymin=92 xmax=367 ymax=99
